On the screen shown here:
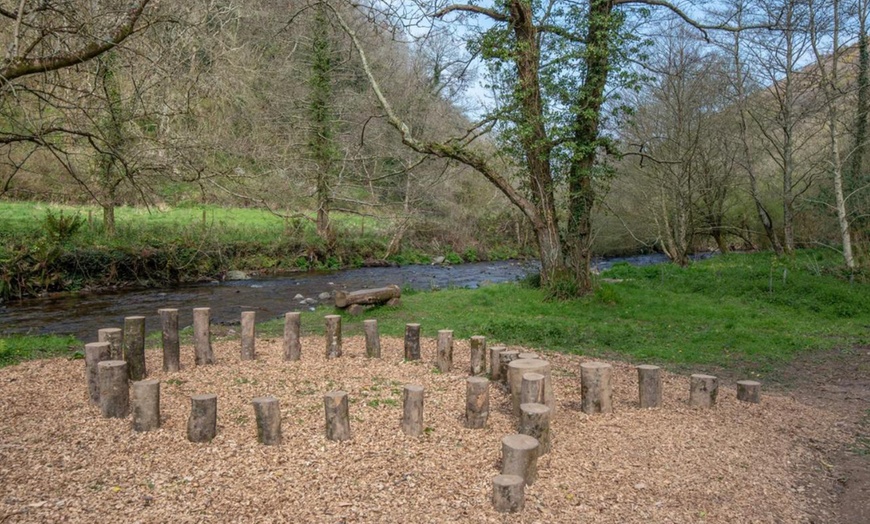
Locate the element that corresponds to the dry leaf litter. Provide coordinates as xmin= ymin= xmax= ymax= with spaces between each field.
xmin=0 ymin=334 xmax=850 ymax=523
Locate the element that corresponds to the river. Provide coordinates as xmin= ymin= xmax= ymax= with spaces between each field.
xmin=0 ymin=253 xmax=674 ymax=340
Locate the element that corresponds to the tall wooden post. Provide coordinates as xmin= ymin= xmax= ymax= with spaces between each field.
xmin=85 ymin=342 xmax=111 ymax=405
xmin=97 ymin=327 xmax=123 ymax=360
xmin=123 ymin=316 xmax=146 ymax=381
xmin=580 ymin=362 xmax=613 ymax=414
xmin=465 ymin=377 xmax=489 ymax=429
xmin=401 ymin=384 xmax=425 ymax=436
xmin=158 ymin=308 xmax=180 ymax=372
xmin=324 ymin=391 xmax=351 ymax=441
xmin=404 ymin=323 xmax=421 ymax=360
xmin=132 ymin=379 xmax=160 ymax=432
xmin=193 ymin=307 xmax=215 ymax=365
xmin=637 ymin=365 xmax=662 ymax=408
xmin=253 ymin=397 xmax=282 ymax=445
xmin=435 ymin=330 xmax=453 ymax=373
xmin=325 ymin=315 xmax=342 ymax=358
xmin=363 ymin=319 xmax=380 ymax=358
xmin=241 ymin=311 xmax=256 ymax=361
xmin=470 ymin=336 xmax=486 ymax=375
xmin=98 ymin=360 xmax=129 ymax=419
xmin=283 ymin=312 xmax=302 ymax=361
xmin=187 ymin=394 xmax=218 ymax=442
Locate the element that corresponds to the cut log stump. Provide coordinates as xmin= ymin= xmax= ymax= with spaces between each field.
xmin=240 ymin=311 xmax=256 ymax=361
xmin=498 ymin=350 xmax=520 ymax=385
xmin=364 ymin=319 xmax=380 ymax=358
xmin=97 ymin=328 xmax=123 ymax=360
xmin=637 ymin=365 xmax=662 ymax=408
xmin=401 ymin=384 xmax=424 ymax=436
xmin=404 ymin=323 xmax=421 ymax=361
xmin=519 ymin=403 xmax=551 ymax=455
xmin=158 ymin=308 xmax=180 ymax=372
xmin=187 ymin=394 xmax=218 ymax=442
xmin=193 ymin=308 xmax=215 ymax=365
xmin=490 ymin=346 xmax=506 ymax=380
xmin=508 ymin=359 xmax=553 ymax=416
xmin=132 ymin=379 xmax=160 ymax=432
xmin=520 ymin=372 xmax=545 ymax=406
xmin=736 ymin=380 xmax=761 ymax=404
xmin=492 ymin=474 xmax=525 ymax=513
xmin=253 ymin=396 xmax=282 ymax=445
xmin=325 ymin=315 xmax=342 ymax=359
xmin=324 ymin=391 xmax=351 ymax=441
xmin=501 ymin=434 xmax=539 ymax=486
xmin=435 ymin=330 xmax=453 ymax=373
xmin=283 ymin=312 xmax=302 ymax=361
xmin=98 ymin=360 xmax=129 ymax=419
xmin=470 ymin=336 xmax=486 ymax=375
xmin=85 ymin=342 xmax=111 ymax=405
xmin=465 ymin=377 xmax=489 ymax=429
xmin=580 ymin=362 xmax=613 ymax=414
xmin=689 ymin=374 xmax=719 ymax=408
xmin=123 ymin=316 xmax=146 ymax=381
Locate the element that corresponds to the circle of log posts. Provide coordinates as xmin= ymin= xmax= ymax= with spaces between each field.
xmin=97 ymin=360 xmax=129 ymax=419
xmin=520 ymin=372 xmax=545 ymax=406
xmin=507 ymin=359 xmax=553 ymax=416
xmin=187 ymin=394 xmax=218 ymax=442
xmin=736 ymin=380 xmax=762 ymax=403
xmin=489 ymin=346 xmax=506 ymax=380
xmin=240 ymin=311 xmax=256 ymax=361
xmin=193 ymin=308 xmax=215 ymax=365
xmin=123 ymin=316 xmax=146 ymax=381
xmin=401 ymin=384 xmax=425 ymax=436
xmin=132 ymin=379 xmax=161 ymax=432
xmin=85 ymin=342 xmax=111 ymax=405
xmin=363 ymin=319 xmax=381 ymax=358
xmin=580 ymin=362 xmax=613 ymax=414
xmin=324 ymin=391 xmax=351 ymax=441
xmin=252 ymin=396 xmax=282 ymax=445
xmin=469 ymin=336 xmax=486 ymax=375
xmin=465 ymin=377 xmax=489 ymax=429
xmin=158 ymin=308 xmax=180 ymax=372
xmin=498 ymin=351 xmax=520 ymax=385
xmin=283 ymin=312 xmax=302 ymax=361
xmin=492 ymin=474 xmax=525 ymax=513
xmin=501 ymin=434 xmax=539 ymax=486
xmin=519 ymin=403 xmax=551 ymax=455
xmin=435 ymin=330 xmax=453 ymax=373
xmin=637 ymin=365 xmax=662 ymax=408
xmin=404 ymin=323 xmax=421 ymax=361
xmin=689 ymin=374 xmax=719 ymax=408
xmin=97 ymin=328 xmax=123 ymax=360
xmin=325 ymin=315 xmax=342 ymax=359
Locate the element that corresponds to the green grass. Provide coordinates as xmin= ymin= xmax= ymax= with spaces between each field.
xmin=0 ymin=334 xmax=82 ymax=366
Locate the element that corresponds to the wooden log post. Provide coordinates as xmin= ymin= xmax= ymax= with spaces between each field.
xmin=435 ymin=330 xmax=453 ymax=373
xmin=689 ymin=374 xmax=719 ymax=408
xmin=325 ymin=315 xmax=342 ymax=359
xmin=193 ymin=307 xmax=215 ymax=365
xmin=519 ymin=403 xmax=551 ymax=455
xmin=363 ymin=319 xmax=381 ymax=358
xmin=85 ymin=342 xmax=111 ymax=405
xmin=324 ymin=391 xmax=351 ymax=441
xmin=401 ymin=384 xmax=425 ymax=436
xmin=736 ymin=380 xmax=762 ymax=404
xmin=404 ymin=323 xmax=421 ymax=361
xmin=334 ymin=284 xmax=401 ymax=308
xmin=240 ymin=311 xmax=256 ymax=361
xmin=283 ymin=312 xmax=302 ymax=361
xmin=187 ymin=394 xmax=218 ymax=442
xmin=499 ymin=350 xmax=520 ymax=385
xmin=465 ymin=377 xmax=489 ymax=429
xmin=123 ymin=316 xmax=146 ymax=381
xmin=158 ymin=308 xmax=180 ymax=372
xmin=637 ymin=365 xmax=662 ymax=409
xmin=507 ymin=359 xmax=553 ymax=416
xmin=97 ymin=327 xmax=123 ymax=360
xmin=470 ymin=336 xmax=486 ymax=375
xmin=580 ymin=362 xmax=613 ymax=414
xmin=520 ymin=372 xmax=545 ymax=406
xmin=490 ymin=345 xmax=506 ymax=380
xmin=492 ymin=474 xmax=525 ymax=513
xmin=517 ymin=352 xmax=538 ymax=360
xmin=501 ymin=434 xmax=539 ymax=486
xmin=132 ymin=379 xmax=160 ymax=432
xmin=98 ymin=360 xmax=129 ymax=419
xmin=252 ymin=397 xmax=282 ymax=445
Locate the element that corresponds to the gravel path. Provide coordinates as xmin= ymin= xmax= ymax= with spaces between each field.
xmin=0 ymin=335 xmax=849 ymax=523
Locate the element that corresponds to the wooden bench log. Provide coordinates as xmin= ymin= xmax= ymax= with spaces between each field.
xmin=334 ymin=285 xmax=401 ymax=308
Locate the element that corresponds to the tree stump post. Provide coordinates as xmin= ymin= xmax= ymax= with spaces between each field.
xmin=97 ymin=327 xmax=123 ymax=360
xmin=470 ymin=336 xmax=486 ymax=375
xmin=325 ymin=315 xmax=342 ymax=358
xmin=492 ymin=474 xmax=525 ymax=513
xmin=240 ymin=311 xmax=256 ymax=361
xmin=637 ymin=365 xmax=662 ymax=408
xmin=132 ymin=379 xmax=160 ymax=432
xmin=489 ymin=345 xmax=506 ymax=380
xmin=580 ymin=362 xmax=613 ymax=414
xmin=501 ymin=434 xmax=539 ymax=486
xmin=252 ymin=397 xmax=282 ymax=445
xmin=283 ymin=312 xmax=302 ymax=361
xmin=435 ymin=330 xmax=453 ymax=373
xmin=520 ymin=372 xmax=545 ymax=406
xmin=689 ymin=374 xmax=718 ymax=408
xmin=363 ymin=319 xmax=380 ymax=358
xmin=519 ymin=403 xmax=551 ymax=455
xmin=85 ymin=342 xmax=111 ymax=405
xmin=98 ymin=360 xmax=129 ymax=419
xmin=404 ymin=323 xmax=421 ymax=361
xmin=465 ymin=377 xmax=489 ymax=429
xmin=324 ymin=391 xmax=351 ymax=441
xmin=158 ymin=308 xmax=180 ymax=372
xmin=123 ymin=316 xmax=146 ymax=381
xmin=508 ymin=359 xmax=553 ymax=416
xmin=401 ymin=384 xmax=425 ymax=436
xmin=499 ymin=350 xmax=520 ymax=385
xmin=517 ymin=352 xmax=538 ymax=360
xmin=736 ymin=380 xmax=761 ymax=404
xmin=193 ymin=307 xmax=215 ymax=365
xmin=187 ymin=394 xmax=218 ymax=442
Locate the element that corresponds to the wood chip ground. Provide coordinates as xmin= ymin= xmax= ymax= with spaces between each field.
xmin=0 ymin=335 xmax=850 ymax=522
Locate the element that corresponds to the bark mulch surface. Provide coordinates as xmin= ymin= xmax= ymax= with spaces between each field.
xmin=0 ymin=336 xmax=855 ymax=523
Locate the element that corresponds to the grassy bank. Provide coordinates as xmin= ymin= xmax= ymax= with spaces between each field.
xmin=2 ymin=250 xmax=867 ymax=379
xmin=0 ymin=201 xmax=524 ymax=300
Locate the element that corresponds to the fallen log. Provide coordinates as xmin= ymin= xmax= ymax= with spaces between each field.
xmin=334 ymin=285 xmax=401 ymax=308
